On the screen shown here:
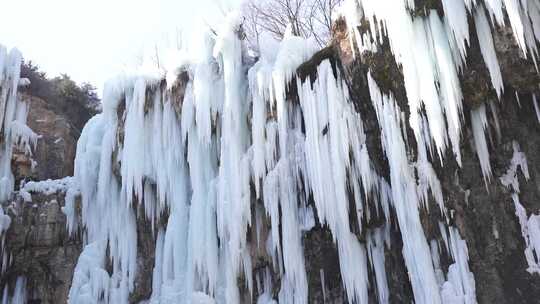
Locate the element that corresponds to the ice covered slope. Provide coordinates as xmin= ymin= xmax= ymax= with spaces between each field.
xmin=3 ymin=0 xmax=540 ymax=303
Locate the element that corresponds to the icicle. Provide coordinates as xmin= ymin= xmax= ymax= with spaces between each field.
xmin=428 ymin=11 xmax=464 ymax=165
xmin=213 ymin=12 xmax=254 ymax=303
xmin=484 ymin=0 xmax=505 ymax=26
xmin=471 ymin=103 xmax=492 ymax=184
xmin=368 ymin=72 xmax=444 ymax=304
xmin=193 ymin=30 xmax=222 ymax=145
xmin=186 ymin=123 xmax=219 ymax=297
xmin=488 ymin=101 xmax=502 ymax=141
xmin=367 ymin=228 xmax=389 ymax=304
xmin=320 ymin=269 xmax=327 ymax=303
xmin=440 ymin=227 xmax=477 ymax=304
xmin=441 ymin=0 xmax=470 ymax=61
xmin=9 ymin=277 xmax=26 ymax=304
xmin=248 ymin=32 xmax=279 ymax=197
xmin=474 ymin=6 xmax=504 ymax=99
xmin=343 ymin=2 xmax=470 ymax=160
xmin=10 ymin=121 xmax=39 ymax=155
xmin=298 ymin=61 xmax=373 ymax=303
xmin=533 ymin=94 xmax=540 ymax=123
xmin=503 ymin=0 xmax=529 ymax=56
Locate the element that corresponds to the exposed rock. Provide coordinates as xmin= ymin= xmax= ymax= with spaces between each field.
xmin=23 ymin=94 xmax=80 ymax=181
xmin=1 ymin=191 xmax=82 ymax=304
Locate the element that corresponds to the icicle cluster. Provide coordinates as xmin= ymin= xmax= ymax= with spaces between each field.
xmin=62 ymin=1 xmax=540 ymax=303
xmin=0 ymin=45 xmax=37 ymax=303
xmin=342 ymin=0 xmax=540 ymax=165
xmin=337 ymin=0 xmax=539 ymax=302
xmin=0 ymin=44 xmax=36 ymax=203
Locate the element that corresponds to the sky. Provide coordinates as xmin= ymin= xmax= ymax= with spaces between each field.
xmin=0 ymin=0 xmax=242 ymax=95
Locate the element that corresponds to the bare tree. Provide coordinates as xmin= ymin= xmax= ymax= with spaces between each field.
xmin=242 ymin=0 xmax=343 ymax=51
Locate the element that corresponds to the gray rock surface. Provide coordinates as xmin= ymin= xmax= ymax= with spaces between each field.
xmin=1 ymin=191 xmax=82 ymax=304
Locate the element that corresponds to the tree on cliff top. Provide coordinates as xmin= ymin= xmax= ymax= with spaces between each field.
xmin=20 ymin=61 xmax=100 ymax=131
xmin=242 ymin=0 xmax=342 ymax=50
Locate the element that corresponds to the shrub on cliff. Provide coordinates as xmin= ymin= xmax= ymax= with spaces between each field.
xmin=20 ymin=61 xmax=100 ymax=131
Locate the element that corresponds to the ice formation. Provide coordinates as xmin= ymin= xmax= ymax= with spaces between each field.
xmin=0 ymin=45 xmax=38 ymax=303
xmin=438 ymin=226 xmax=476 ymax=304
xmin=0 ymin=44 xmax=36 ymax=203
xmin=1 ymin=0 xmax=540 ymax=303
xmin=471 ymin=103 xmax=492 ymax=184
xmin=474 ymin=6 xmax=504 ymax=99
xmin=59 ymin=1 xmax=540 ymax=303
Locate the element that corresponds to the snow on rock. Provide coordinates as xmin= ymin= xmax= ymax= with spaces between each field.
xmin=20 ymin=176 xmax=77 ymax=198
xmin=499 ymin=142 xmax=540 ymax=274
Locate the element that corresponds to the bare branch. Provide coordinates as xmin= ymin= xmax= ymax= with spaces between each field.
xmin=241 ymin=0 xmax=343 ymax=51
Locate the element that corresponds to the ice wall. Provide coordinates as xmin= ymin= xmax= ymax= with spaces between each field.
xmin=63 ymin=1 xmax=540 ymax=304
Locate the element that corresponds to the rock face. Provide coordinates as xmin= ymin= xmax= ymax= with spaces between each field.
xmin=24 ymin=94 xmax=80 ymax=181
xmin=3 ymin=3 xmax=540 ymax=304
xmin=10 ymin=94 xmax=80 ymax=189
xmin=327 ymin=16 xmax=540 ymax=304
xmin=1 ymin=92 xmax=88 ymax=302
xmin=2 ymin=191 xmax=82 ymax=304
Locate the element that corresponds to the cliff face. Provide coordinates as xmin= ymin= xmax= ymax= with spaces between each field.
xmin=2 ymin=1 xmax=540 ymax=304
xmin=11 ymin=94 xmax=80 ymax=183
xmin=331 ymin=15 xmax=540 ymax=303
xmin=2 ymin=190 xmax=81 ymax=304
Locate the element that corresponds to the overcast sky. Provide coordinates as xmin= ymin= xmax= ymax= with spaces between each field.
xmin=0 ymin=0 xmax=241 ymax=94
